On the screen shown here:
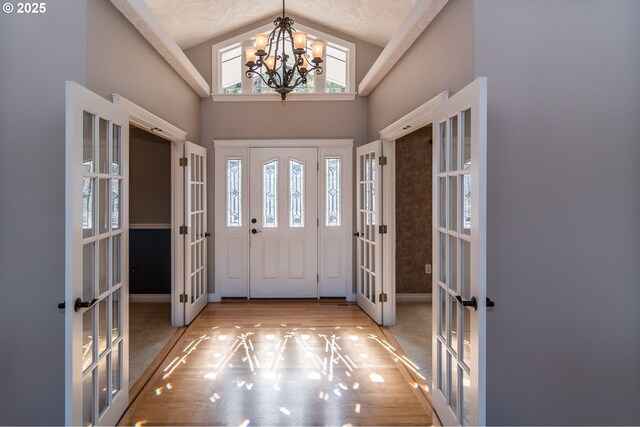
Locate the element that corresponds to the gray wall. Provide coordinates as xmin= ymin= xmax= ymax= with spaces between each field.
xmin=473 ymin=0 xmax=640 ymax=424
xmin=367 ymin=0 xmax=474 ymax=140
xmin=87 ymin=0 xmax=201 ymax=142
xmin=0 ymin=1 xmax=88 ymax=424
xmin=130 ymin=127 xmax=171 ymax=225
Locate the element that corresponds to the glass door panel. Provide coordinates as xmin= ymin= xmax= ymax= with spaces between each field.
xmin=66 ymin=82 xmax=129 ymax=426
xmin=432 ymin=78 xmax=487 ymax=426
xmin=355 ymin=140 xmax=382 ymax=324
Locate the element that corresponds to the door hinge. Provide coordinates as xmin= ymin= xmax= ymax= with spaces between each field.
xmin=317 ymin=218 xmax=319 ymax=227
xmin=379 ymin=293 xmax=388 ymax=303
xmin=179 ymin=157 xmax=188 ymax=167
xmin=379 ymin=225 xmax=387 ymax=234
xmin=179 ymin=225 xmax=188 ymax=235
xmin=378 ymin=156 xmax=387 ymax=166
xmin=179 ymin=293 xmax=188 ymax=303
xmin=317 ymin=273 xmax=319 ymax=283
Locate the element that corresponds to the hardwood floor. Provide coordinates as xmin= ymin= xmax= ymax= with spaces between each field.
xmin=119 ymin=301 xmax=437 ymax=426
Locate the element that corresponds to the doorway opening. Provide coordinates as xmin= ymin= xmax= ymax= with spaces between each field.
xmin=388 ymin=125 xmax=433 ymax=386
xmin=128 ymin=126 xmax=178 ymax=389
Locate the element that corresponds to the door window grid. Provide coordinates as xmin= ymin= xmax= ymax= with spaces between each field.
xmin=289 ymin=159 xmax=305 ymax=227
xmin=325 ymin=157 xmax=341 ymax=226
xmin=189 ymin=153 xmax=207 ymax=302
xmin=358 ymin=151 xmax=376 ymax=304
xmin=263 ymin=160 xmax=278 ymax=227
xmin=435 ymin=110 xmax=472 ymax=425
xmin=226 ymin=158 xmax=242 ymax=227
xmin=81 ymin=112 xmax=124 ymax=426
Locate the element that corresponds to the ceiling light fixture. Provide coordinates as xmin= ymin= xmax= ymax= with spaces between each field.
xmin=244 ymin=0 xmax=324 ymax=100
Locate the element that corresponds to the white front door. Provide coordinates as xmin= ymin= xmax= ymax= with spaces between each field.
xmin=432 ymin=77 xmax=487 ymax=426
xmin=248 ymin=147 xmax=318 ymax=297
xmin=183 ymin=141 xmax=209 ymax=324
xmin=355 ymin=141 xmax=383 ymax=324
xmin=65 ymin=81 xmax=129 ymax=426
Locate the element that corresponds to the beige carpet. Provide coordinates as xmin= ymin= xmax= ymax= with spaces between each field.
xmin=129 ymin=302 xmax=177 ymax=388
xmin=389 ymin=301 xmax=432 ymax=386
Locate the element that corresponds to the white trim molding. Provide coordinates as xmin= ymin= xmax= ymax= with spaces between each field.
xmin=379 ymin=91 xmax=449 ymax=141
xmin=112 ymin=94 xmax=188 ymax=141
xmin=208 ymin=293 xmax=221 ymax=303
xmin=358 ymin=0 xmax=449 ymax=96
xmin=211 ymin=93 xmax=357 ymax=102
xmin=213 ymin=139 xmax=354 ymax=148
xmin=129 ymin=294 xmax=172 ymax=303
xmin=110 ymin=0 xmax=210 ymax=97
xmin=396 ymin=293 xmax=433 ymax=302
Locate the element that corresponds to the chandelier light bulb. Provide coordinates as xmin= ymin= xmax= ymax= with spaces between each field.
xmin=265 ymin=55 xmax=276 ymax=70
xmin=244 ymin=46 xmax=257 ymax=64
xmin=311 ymin=41 xmax=325 ymax=61
xmin=293 ymin=32 xmax=307 ymax=52
xmin=255 ymin=34 xmax=269 ymax=54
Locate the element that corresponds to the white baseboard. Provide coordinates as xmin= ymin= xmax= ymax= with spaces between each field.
xmin=396 ymin=293 xmax=432 ymax=302
xmin=130 ymin=293 xmax=171 ymax=302
xmin=346 ymin=293 xmax=356 ymax=302
xmin=208 ymin=293 xmax=221 ymax=303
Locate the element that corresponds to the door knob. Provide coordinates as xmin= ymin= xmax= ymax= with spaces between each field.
xmin=74 ymin=298 xmax=98 ymax=312
xmin=251 ymin=218 xmax=257 ymax=224
xmin=455 ymin=295 xmax=477 ymax=311
xmin=353 ymin=232 xmax=360 ymax=237
xmin=204 ymin=232 xmax=211 ymax=238
xmin=251 ymin=228 xmax=262 ymax=234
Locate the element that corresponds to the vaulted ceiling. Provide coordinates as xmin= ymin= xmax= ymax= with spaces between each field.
xmin=143 ymin=0 xmax=418 ymax=49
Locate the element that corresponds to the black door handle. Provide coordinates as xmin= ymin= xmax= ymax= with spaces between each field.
xmin=251 ymin=229 xmax=262 ymax=234
xmin=455 ymin=295 xmax=478 ymax=311
xmin=353 ymin=232 xmax=360 ymax=237
xmin=486 ymin=297 xmax=495 ymax=308
xmin=74 ymin=298 xmax=98 ymax=312
xmin=204 ymin=232 xmax=211 ymax=238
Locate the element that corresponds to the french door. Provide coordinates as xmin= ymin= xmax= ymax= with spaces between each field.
xmin=65 ymin=81 xmax=129 ymax=426
xmin=248 ymin=147 xmax=318 ymax=297
xmin=355 ymin=140 xmax=383 ymax=324
xmin=183 ymin=141 xmax=209 ymax=324
xmin=432 ymin=77 xmax=487 ymax=426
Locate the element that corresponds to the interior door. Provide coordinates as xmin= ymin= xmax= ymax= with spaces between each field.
xmin=249 ymin=147 xmax=318 ymax=297
xmin=355 ymin=141 xmax=383 ymax=324
xmin=432 ymin=77 xmax=487 ymax=426
xmin=184 ymin=141 xmax=209 ymax=324
xmin=65 ymin=81 xmax=129 ymax=426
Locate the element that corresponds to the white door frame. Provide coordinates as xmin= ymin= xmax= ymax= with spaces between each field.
xmin=376 ymin=91 xmax=449 ymax=327
xmin=111 ymin=94 xmax=189 ymax=327
xmin=213 ymin=139 xmax=354 ymax=301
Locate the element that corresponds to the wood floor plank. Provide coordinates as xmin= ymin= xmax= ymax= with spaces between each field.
xmin=119 ymin=301 xmax=435 ymax=426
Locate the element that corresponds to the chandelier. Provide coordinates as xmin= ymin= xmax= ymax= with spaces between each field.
xmin=244 ymin=0 xmax=325 ymax=100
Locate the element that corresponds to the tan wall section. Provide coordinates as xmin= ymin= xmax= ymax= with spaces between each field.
xmin=129 ymin=128 xmax=171 ymax=225
xmin=367 ymin=0 xmax=474 ymax=140
xmin=395 ymin=126 xmax=432 ymax=293
xmin=87 ymin=0 xmax=201 ymax=142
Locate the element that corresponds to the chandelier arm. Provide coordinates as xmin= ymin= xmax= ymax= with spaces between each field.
xmin=254 ymin=71 xmax=274 ymax=90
